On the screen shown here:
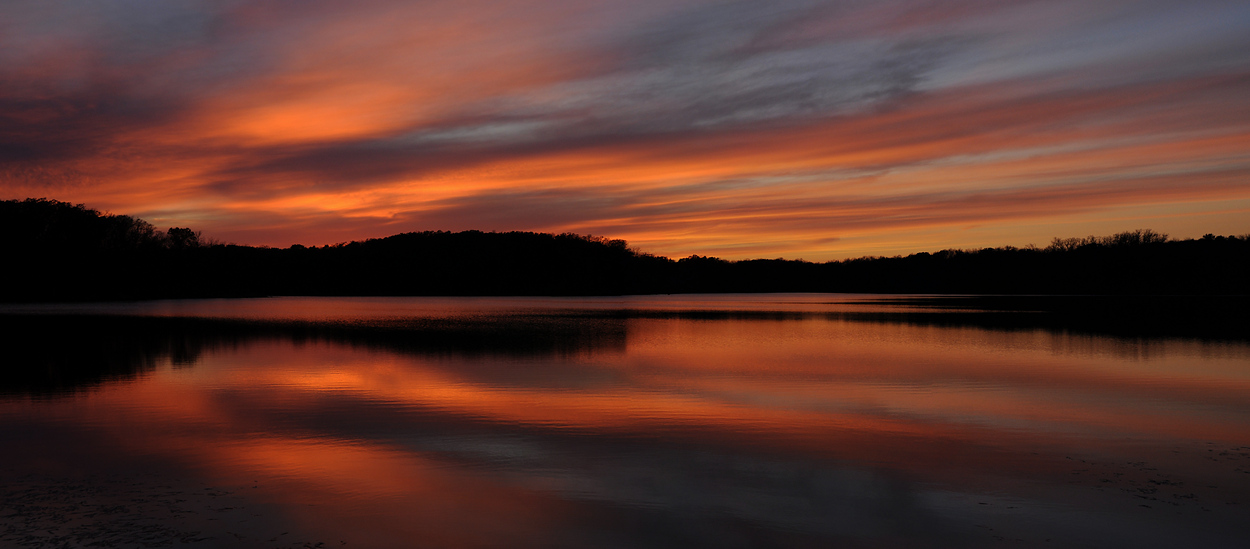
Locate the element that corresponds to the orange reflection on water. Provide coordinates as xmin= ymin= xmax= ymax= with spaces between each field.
xmin=66 ymin=316 xmax=1248 ymax=474
xmin=4 ymin=306 xmax=1249 ymax=547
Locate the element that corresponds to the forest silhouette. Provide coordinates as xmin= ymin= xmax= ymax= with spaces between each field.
xmin=2 ymin=197 xmax=1247 ymax=301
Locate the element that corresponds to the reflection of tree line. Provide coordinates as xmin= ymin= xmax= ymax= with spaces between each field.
xmin=3 ymin=296 xmax=1246 ymax=396
xmin=0 ymin=314 xmax=632 ymax=396
xmin=842 ymin=295 xmax=1250 ymax=341
xmin=3 ymin=198 xmax=1248 ymax=301
xmin=0 ymin=315 xmax=219 ymax=396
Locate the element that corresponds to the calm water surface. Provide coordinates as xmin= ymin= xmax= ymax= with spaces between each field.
xmin=1 ymin=295 xmax=1248 ymax=548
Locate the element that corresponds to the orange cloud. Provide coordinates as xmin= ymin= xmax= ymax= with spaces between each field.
xmin=3 ymin=0 xmax=1248 ymax=258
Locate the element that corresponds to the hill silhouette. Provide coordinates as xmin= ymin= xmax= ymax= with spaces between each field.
xmin=2 ymin=198 xmax=1247 ymax=301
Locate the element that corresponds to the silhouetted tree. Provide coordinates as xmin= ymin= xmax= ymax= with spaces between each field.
xmin=2 ymin=197 xmax=1247 ymax=300
xmin=167 ymin=227 xmax=200 ymax=249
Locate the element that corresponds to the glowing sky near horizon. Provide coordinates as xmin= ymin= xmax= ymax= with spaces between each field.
xmin=2 ymin=0 xmax=1249 ymax=259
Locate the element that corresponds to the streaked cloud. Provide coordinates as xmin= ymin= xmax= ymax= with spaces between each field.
xmin=2 ymin=0 xmax=1248 ymax=259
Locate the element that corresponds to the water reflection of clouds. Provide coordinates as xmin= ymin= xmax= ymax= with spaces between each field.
xmin=3 ymin=303 xmax=1250 ymax=546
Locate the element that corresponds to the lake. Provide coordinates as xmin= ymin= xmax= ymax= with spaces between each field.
xmin=1 ymin=295 xmax=1248 ymax=548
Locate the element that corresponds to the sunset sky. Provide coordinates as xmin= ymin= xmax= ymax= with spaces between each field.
xmin=3 ymin=0 xmax=1249 ymax=259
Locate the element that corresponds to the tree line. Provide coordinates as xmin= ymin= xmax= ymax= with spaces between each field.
xmin=2 ymin=198 xmax=1246 ymax=301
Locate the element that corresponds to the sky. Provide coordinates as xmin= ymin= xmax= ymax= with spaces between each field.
xmin=2 ymin=0 xmax=1249 ymax=260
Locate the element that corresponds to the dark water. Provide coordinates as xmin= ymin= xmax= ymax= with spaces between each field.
xmin=1 ymin=295 xmax=1248 ymax=548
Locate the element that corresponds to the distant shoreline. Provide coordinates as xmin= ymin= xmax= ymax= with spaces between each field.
xmin=4 ymin=198 xmax=1248 ymax=301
